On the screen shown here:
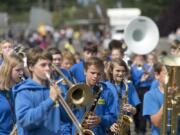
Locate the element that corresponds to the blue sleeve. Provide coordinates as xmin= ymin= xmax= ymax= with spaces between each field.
xmin=131 ymin=65 xmax=153 ymax=88
xmin=128 ymin=83 xmax=141 ymax=106
xmin=69 ymin=64 xmax=76 ymax=76
xmin=130 ymin=66 xmax=141 ymax=86
xmin=143 ymin=92 xmax=160 ymax=116
xmin=15 ymin=91 xmax=54 ymax=128
xmin=61 ymin=68 xmax=74 ymax=83
xmin=99 ymin=91 xmax=116 ymax=128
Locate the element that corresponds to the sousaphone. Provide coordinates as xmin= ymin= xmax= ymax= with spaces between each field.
xmin=124 ymin=16 xmax=159 ymax=54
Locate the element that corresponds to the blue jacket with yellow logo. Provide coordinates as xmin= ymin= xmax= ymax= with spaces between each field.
xmin=71 ymin=82 xmax=116 ymax=135
xmin=13 ymin=78 xmax=71 ymax=135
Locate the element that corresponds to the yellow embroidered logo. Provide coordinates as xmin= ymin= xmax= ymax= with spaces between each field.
xmin=61 ymin=79 xmax=67 ymax=85
xmin=54 ymin=101 xmax=59 ymax=107
xmin=98 ymin=98 xmax=105 ymax=104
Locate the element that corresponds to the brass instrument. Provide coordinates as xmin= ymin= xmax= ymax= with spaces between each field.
xmin=124 ymin=16 xmax=159 ymax=55
xmin=46 ymin=72 xmax=94 ymax=135
xmin=116 ymin=80 xmax=133 ymax=135
xmin=52 ymin=64 xmax=93 ymax=107
xmin=76 ymin=83 xmax=103 ymax=135
xmin=161 ymin=56 xmax=180 ymax=135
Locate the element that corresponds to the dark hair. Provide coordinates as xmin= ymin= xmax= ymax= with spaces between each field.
xmin=83 ymin=42 xmax=98 ymax=53
xmin=109 ymin=40 xmax=122 ymax=50
xmin=153 ymin=62 xmax=164 ymax=74
xmin=108 ymin=40 xmax=124 ymax=54
xmin=27 ymin=47 xmax=52 ymax=68
xmin=131 ymin=54 xmax=146 ymax=61
xmin=84 ymin=57 xmax=104 ymax=71
xmin=160 ymin=51 xmax=168 ymax=57
xmin=47 ymin=47 xmax=62 ymax=56
xmin=170 ymin=43 xmax=178 ymax=50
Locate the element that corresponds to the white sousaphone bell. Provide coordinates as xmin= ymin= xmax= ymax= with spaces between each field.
xmin=124 ymin=16 xmax=159 ymax=55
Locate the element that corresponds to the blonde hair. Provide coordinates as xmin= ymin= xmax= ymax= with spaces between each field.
xmin=0 ymin=53 xmax=23 ymax=90
xmin=0 ymin=39 xmax=13 ymax=58
xmin=62 ymin=51 xmax=76 ymax=64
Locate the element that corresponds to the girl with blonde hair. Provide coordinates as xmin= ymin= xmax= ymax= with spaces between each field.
xmin=0 ymin=53 xmax=24 ymax=134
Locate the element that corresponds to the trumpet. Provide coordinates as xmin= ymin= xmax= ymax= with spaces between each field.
xmin=52 ymin=64 xmax=93 ymax=108
xmin=45 ymin=72 xmax=94 ymax=135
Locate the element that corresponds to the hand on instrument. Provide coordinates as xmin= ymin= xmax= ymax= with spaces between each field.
xmin=50 ymin=84 xmax=61 ymax=102
xmin=167 ymin=86 xmax=178 ymax=95
xmin=140 ymin=73 xmax=149 ymax=82
xmin=84 ymin=112 xmax=101 ymax=129
xmin=110 ymin=123 xmax=119 ymax=134
xmin=123 ymin=103 xmax=136 ymax=114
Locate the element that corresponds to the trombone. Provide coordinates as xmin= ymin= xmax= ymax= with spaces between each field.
xmin=45 ymin=72 xmax=94 ymax=135
xmin=52 ymin=64 xmax=93 ymax=108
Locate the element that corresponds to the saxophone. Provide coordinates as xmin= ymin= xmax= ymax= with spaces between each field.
xmin=76 ymin=83 xmax=103 ymax=135
xmin=116 ymin=80 xmax=133 ymax=135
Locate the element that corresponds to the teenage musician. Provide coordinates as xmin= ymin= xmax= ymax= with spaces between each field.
xmin=48 ymin=47 xmax=73 ymax=97
xmin=105 ymin=59 xmax=140 ymax=134
xmin=72 ymin=57 xmax=116 ymax=135
xmin=143 ymin=62 xmax=180 ymax=135
xmin=70 ymin=42 xmax=98 ymax=83
xmin=13 ymin=48 xmax=71 ymax=135
xmin=0 ymin=53 xmax=24 ymax=134
xmin=131 ymin=54 xmax=154 ymax=134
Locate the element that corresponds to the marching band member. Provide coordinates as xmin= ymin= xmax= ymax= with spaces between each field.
xmin=61 ymin=51 xmax=76 ymax=71
xmin=143 ymin=62 xmax=166 ymax=135
xmin=13 ymin=48 xmax=70 ymax=135
xmin=146 ymin=53 xmax=159 ymax=90
xmin=0 ymin=53 xmax=24 ymax=135
xmin=48 ymin=47 xmax=73 ymax=96
xmin=72 ymin=57 xmax=116 ymax=135
xmin=105 ymin=59 xmax=140 ymax=134
xmin=70 ymin=42 xmax=98 ymax=83
xmin=108 ymin=40 xmax=132 ymax=68
xmin=109 ymin=40 xmax=124 ymax=61
xmin=47 ymin=47 xmax=63 ymax=68
xmin=131 ymin=54 xmax=154 ymax=134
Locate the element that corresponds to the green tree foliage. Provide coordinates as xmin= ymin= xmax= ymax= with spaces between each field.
xmin=122 ymin=0 xmax=172 ymax=20
xmin=0 ymin=0 xmax=177 ymax=36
